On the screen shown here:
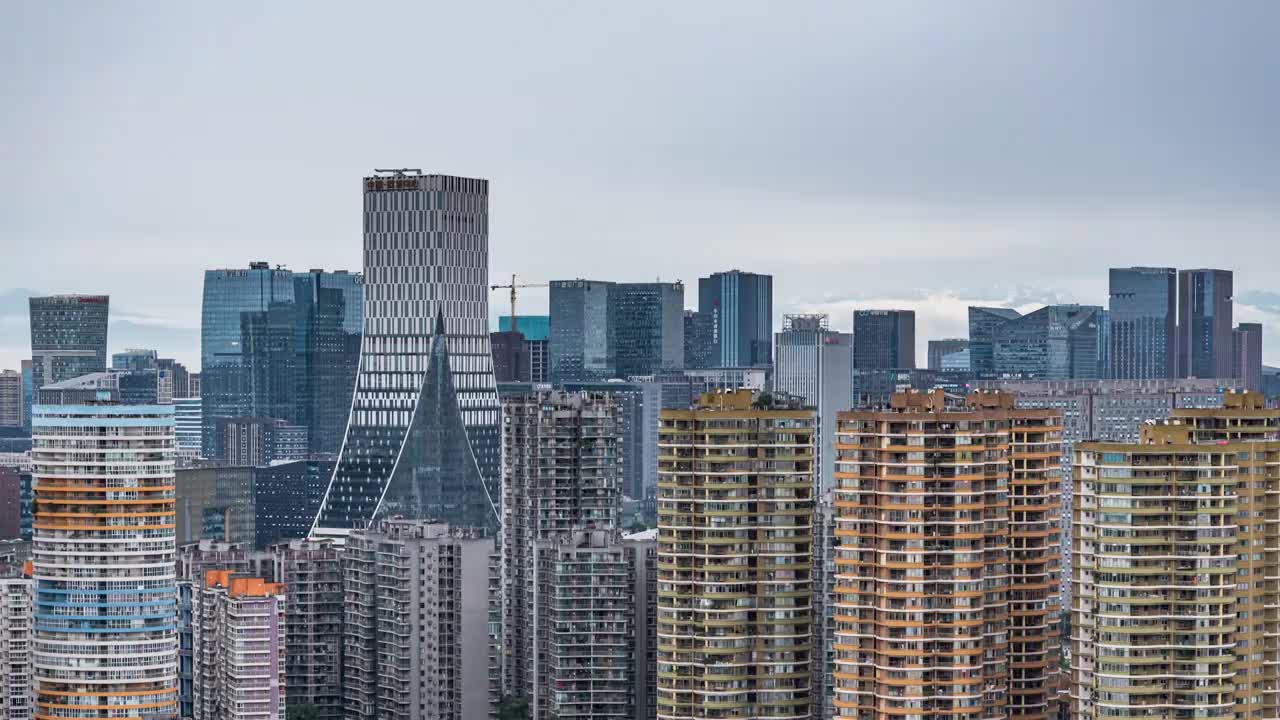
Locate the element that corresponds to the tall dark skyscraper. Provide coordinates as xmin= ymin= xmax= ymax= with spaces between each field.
xmin=490 ymin=330 xmax=529 ymax=382
xmin=200 ymin=264 xmax=362 ymax=458
xmin=968 ymin=306 xmax=1022 ymax=378
xmin=549 ymin=279 xmax=613 ymax=382
xmin=200 ymin=263 xmax=297 ymax=457
xmin=683 ymin=309 xmax=715 ymax=369
xmin=312 ymin=171 xmax=500 ymax=537
xmin=1178 ymin=268 xmax=1234 ymax=379
xmin=609 ymin=282 xmax=684 ymax=377
xmin=1108 ymin=267 xmax=1176 ymax=379
xmin=852 ymin=309 xmax=915 ymax=369
xmin=293 ymin=269 xmax=363 ymax=455
xmin=698 ymin=269 xmax=773 ymax=367
xmin=28 ymin=294 xmax=109 ymax=392
xmin=1234 ymin=323 xmax=1263 ymax=391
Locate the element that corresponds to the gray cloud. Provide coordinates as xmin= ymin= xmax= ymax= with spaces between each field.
xmin=2 ymin=1 xmax=1278 ymax=369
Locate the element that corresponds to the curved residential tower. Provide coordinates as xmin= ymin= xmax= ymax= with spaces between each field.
xmin=31 ymin=397 xmax=178 ymax=720
xmin=311 ymin=171 xmax=500 ymax=537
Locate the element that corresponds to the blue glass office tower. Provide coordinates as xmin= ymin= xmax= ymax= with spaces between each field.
xmin=610 ymin=282 xmax=685 ymax=377
xmin=1178 ymin=269 xmax=1234 ymax=379
xmin=698 ymin=270 xmax=773 ymax=367
xmin=991 ymin=304 xmax=1105 ymax=379
xmin=1108 ymin=267 xmax=1176 ymax=379
xmin=200 ymin=263 xmax=296 ymax=457
xmin=28 ymin=294 xmax=109 ymax=392
xmin=200 ymin=264 xmax=363 ymax=458
xmin=549 ymin=280 xmax=614 ymax=382
xmin=968 ymin=306 xmax=1022 ymax=379
xmin=311 ymin=171 xmax=500 ymax=537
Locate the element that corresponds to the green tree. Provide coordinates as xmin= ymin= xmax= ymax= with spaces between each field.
xmin=497 ymin=695 xmax=530 ymax=720
xmin=287 ymin=706 xmax=321 ymax=720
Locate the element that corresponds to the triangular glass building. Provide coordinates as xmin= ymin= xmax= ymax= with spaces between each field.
xmin=374 ymin=311 xmax=494 ymax=526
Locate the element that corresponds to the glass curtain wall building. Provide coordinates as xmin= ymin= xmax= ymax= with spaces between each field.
xmin=200 ymin=264 xmax=296 ymax=457
xmin=28 ymin=295 xmax=109 ymax=392
xmin=697 ymin=269 xmax=773 ymax=367
xmin=1178 ymin=268 xmax=1234 ymax=379
xmin=991 ymin=304 xmax=1105 ymax=380
xmin=1108 ymin=266 xmax=1176 ymax=379
xmin=549 ymin=279 xmax=614 ymax=382
xmin=851 ymin=309 xmax=915 ymax=369
xmin=311 ymin=171 xmax=500 ymax=537
xmin=968 ymin=306 xmax=1022 ymax=378
xmin=609 ymin=282 xmax=684 ymax=377
xmin=200 ymin=264 xmax=362 ymax=458
xmin=293 ymin=270 xmax=363 ymax=455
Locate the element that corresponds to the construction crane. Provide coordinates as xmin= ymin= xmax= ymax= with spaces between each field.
xmin=490 ymin=274 xmax=548 ymax=333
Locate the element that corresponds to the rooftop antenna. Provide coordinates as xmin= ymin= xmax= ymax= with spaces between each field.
xmin=373 ymin=168 xmax=423 ymax=176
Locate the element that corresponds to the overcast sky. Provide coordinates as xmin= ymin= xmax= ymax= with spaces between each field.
xmin=3 ymin=1 xmax=1278 ymax=371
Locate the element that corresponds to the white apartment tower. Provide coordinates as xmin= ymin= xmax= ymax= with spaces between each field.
xmin=30 ymin=400 xmax=178 ymax=720
xmin=0 ymin=574 xmax=32 ymax=720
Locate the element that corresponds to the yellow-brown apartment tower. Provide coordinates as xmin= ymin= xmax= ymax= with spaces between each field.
xmin=1072 ymin=391 xmax=1280 ymax=720
xmin=657 ymin=389 xmax=817 ymax=720
xmin=833 ymin=389 xmax=1062 ymax=720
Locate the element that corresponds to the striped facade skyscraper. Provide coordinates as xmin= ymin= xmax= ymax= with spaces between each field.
xmin=312 ymin=171 xmax=500 ymax=537
xmin=698 ymin=269 xmax=773 ymax=367
xmin=30 ymin=397 xmax=178 ymax=719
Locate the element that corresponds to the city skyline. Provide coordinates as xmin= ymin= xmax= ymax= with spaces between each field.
xmin=4 ymin=3 xmax=1280 ymax=370
xmin=6 ymin=4 xmax=1280 ymax=719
